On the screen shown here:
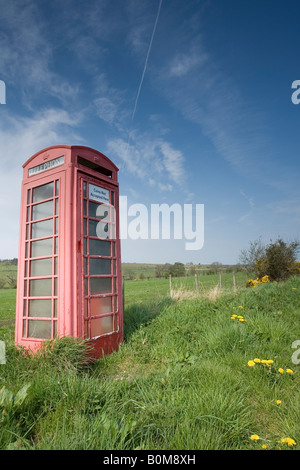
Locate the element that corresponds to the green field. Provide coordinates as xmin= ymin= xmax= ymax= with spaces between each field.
xmin=0 ymin=274 xmax=299 ymax=450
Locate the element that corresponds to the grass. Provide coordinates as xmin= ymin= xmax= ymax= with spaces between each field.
xmin=0 ymin=275 xmax=299 ymax=450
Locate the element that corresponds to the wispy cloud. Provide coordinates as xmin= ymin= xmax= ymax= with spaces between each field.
xmin=0 ymin=0 xmax=79 ymax=105
xmin=107 ymin=135 xmax=186 ymax=190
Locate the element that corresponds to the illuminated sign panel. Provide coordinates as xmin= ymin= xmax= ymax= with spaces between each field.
xmin=28 ymin=156 xmax=65 ymax=176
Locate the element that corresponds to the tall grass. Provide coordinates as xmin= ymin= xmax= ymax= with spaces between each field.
xmin=0 ymin=276 xmax=299 ymax=449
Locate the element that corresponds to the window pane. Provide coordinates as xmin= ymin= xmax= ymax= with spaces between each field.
xmin=90 ymin=277 xmax=111 ymax=294
xmin=90 ymin=258 xmax=111 ymax=275
xmin=89 ymin=239 xmax=110 ymax=256
xmin=90 ymin=297 xmax=112 ymax=315
xmin=28 ymin=299 xmax=52 ymax=317
xmin=32 ymin=200 xmax=53 ymax=220
xmin=29 ymin=279 xmax=52 ymax=297
xmin=33 ymin=182 xmax=54 ymax=203
xmin=31 ymin=238 xmax=53 ymax=257
xmin=55 ymin=180 xmax=59 ymax=196
xmin=90 ymin=316 xmax=113 ymax=338
xmin=55 ymin=199 xmax=59 ymax=215
xmin=28 ymin=320 xmax=51 ymax=339
xmin=89 ymin=220 xmax=109 ymax=239
xmin=89 ymin=201 xmax=110 ymax=220
xmin=30 ymin=258 xmax=52 ymax=277
xmin=31 ymin=219 xmax=53 ymax=239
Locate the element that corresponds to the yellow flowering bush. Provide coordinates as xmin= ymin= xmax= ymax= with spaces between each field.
xmin=246 ymin=275 xmax=270 ymax=288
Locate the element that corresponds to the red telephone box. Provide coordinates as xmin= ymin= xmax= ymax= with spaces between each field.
xmin=15 ymin=145 xmax=123 ymax=358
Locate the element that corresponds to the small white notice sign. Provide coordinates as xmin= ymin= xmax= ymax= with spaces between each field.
xmin=89 ymin=183 xmax=109 ymax=204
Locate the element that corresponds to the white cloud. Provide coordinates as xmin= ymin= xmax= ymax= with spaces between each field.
xmin=159 ymin=141 xmax=185 ymax=186
xmin=168 ymin=51 xmax=208 ymax=78
xmin=107 ymin=136 xmax=186 ymax=190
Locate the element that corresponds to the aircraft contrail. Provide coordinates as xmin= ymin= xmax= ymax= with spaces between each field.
xmin=131 ymin=0 xmax=163 ymax=122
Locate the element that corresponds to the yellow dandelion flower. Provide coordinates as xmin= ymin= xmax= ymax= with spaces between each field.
xmin=253 ymin=358 xmax=261 ymax=363
xmin=279 ymin=437 xmax=296 ymax=447
xmin=278 ymin=368 xmax=284 ymax=374
xmin=261 ymin=360 xmax=268 ymax=364
xmin=237 ymin=315 xmax=243 ymax=319
xmin=286 ymin=369 xmax=294 ymax=375
xmin=250 ymin=434 xmax=260 ymax=441
xmin=262 ymin=444 xmax=268 ymax=449
xmin=238 ymin=305 xmax=243 ymax=309
xmin=248 ymin=360 xmax=255 ymax=367
xmin=266 ymin=360 xmax=274 ymax=364
xmin=276 ymin=400 xmax=282 ymax=405
xmin=239 ymin=318 xmax=246 ymax=322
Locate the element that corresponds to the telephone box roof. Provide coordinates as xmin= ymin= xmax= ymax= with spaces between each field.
xmin=23 ymin=145 xmax=119 ymax=172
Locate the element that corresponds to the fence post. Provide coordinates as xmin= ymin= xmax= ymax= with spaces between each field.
xmin=195 ymin=273 xmax=199 ymax=293
xmin=233 ymin=272 xmax=236 ymax=292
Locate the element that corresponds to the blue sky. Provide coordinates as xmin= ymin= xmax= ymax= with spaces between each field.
xmin=0 ymin=0 xmax=299 ymax=264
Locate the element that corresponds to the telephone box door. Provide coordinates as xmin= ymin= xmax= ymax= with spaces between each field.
xmin=78 ymin=173 xmax=122 ymax=355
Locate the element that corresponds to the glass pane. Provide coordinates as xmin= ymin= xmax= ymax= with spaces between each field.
xmin=30 ymin=258 xmax=52 ymax=277
xmin=31 ymin=238 xmax=52 ymax=257
xmin=89 ymin=239 xmax=110 ymax=256
xmin=23 ymin=320 xmax=27 ymax=337
xmin=55 ymin=180 xmax=59 ymax=196
xmin=53 ymin=321 xmax=57 ymax=337
xmin=53 ymin=299 xmax=57 ymax=318
xmin=55 ymin=199 xmax=59 ymax=215
xmin=90 ymin=277 xmax=111 ymax=294
xmin=31 ymin=219 xmax=53 ymax=239
xmin=90 ymin=258 xmax=111 ymax=275
xmin=90 ymin=220 xmax=109 ymax=239
xmin=29 ymin=278 xmax=52 ymax=297
xmin=28 ymin=320 xmax=51 ymax=339
xmin=32 ymin=200 xmax=53 ymax=220
xmin=28 ymin=299 xmax=52 ymax=317
xmin=90 ymin=297 xmax=112 ymax=315
xmin=32 ymin=182 xmax=54 ymax=203
xmin=90 ymin=316 xmax=113 ymax=338
xmin=89 ymin=201 xmax=110 ymax=220
xmin=27 ymin=189 xmax=31 ymax=204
